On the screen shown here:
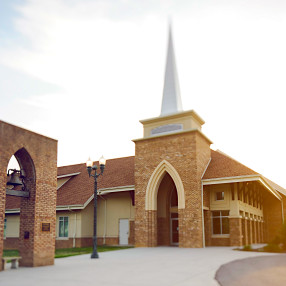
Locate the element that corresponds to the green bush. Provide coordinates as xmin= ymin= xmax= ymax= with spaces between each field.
xmin=243 ymin=245 xmax=252 ymax=251
xmin=263 ymin=243 xmax=281 ymax=253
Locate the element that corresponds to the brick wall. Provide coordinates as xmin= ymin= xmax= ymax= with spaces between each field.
xmin=134 ymin=130 xmax=211 ymax=248
xmin=229 ymin=217 xmax=242 ymax=246
xmin=0 ymin=121 xmax=57 ymax=270
xmin=3 ymin=238 xmax=19 ymax=250
xmin=263 ymin=191 xmax=283 ymax=243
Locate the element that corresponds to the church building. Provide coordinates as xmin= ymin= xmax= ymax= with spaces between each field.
xmin=4 ymin=27 xmax=286 ymax=249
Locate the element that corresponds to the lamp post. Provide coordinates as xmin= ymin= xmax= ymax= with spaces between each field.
xmin=86 ymin=155 xmax=106 ymax=259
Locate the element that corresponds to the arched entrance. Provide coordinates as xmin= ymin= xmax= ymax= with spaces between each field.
xmin=0 ymin=120 xmax=57 ymax=270
xmin=157 ymin=173 xmax=178 ymax=246
xmin=142 ymin=160 xmax=185 ymax=247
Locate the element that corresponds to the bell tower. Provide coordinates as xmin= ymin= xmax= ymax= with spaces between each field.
xmin=134 ymin=24 xmax=212 ymax=247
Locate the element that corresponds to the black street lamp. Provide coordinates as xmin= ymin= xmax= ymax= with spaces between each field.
xmin=86 ymin=155 xmax=106 ymax=259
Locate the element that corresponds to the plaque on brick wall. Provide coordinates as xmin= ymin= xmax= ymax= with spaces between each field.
xmin=41 ymin=223 xmax=51 ymax=232
xmin=151 ymin=124 xmax=183 ymax=136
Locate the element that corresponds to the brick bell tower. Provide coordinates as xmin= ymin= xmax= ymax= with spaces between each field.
xmin=133 ymin=25 xmax=212 ymax=248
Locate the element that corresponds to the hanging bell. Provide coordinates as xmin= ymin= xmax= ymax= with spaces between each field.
xmin=7 ymin=170 xmax=23 ymax=187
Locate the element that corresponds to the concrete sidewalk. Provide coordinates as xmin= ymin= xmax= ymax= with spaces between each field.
xmin=216 ymin=254 xmax=286 ymax=286
xmin=0 ymin=247 xmax=278 ymax=286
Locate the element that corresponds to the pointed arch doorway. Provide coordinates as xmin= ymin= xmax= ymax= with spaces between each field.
xmin=157 ymin=173 xmax=179 ymax=246
xmin=144 ymin=160 xmax=185 ymax=247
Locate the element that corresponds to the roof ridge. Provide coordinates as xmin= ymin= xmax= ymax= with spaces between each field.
xmin=58 ymin=155 xmax=135 ymax=168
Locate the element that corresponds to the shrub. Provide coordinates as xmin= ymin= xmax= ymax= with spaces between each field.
xmin=243 ymin=245 xmax=252 ymax=251
xmin=263 ymin=243 xmax=281 ymax=253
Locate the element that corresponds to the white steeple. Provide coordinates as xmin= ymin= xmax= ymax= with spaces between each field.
xmin=160 ymin=24 xmax=183 ymax=116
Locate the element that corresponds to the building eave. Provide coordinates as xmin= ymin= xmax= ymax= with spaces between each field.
xmin=202 ymin=175 xmax=282 ymax=200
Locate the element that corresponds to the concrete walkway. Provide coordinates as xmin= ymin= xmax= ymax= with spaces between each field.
xmin=0 ymin=247 xmax=280 ymax=286
xmin=216 ymin=254 xmax=286 ymax=286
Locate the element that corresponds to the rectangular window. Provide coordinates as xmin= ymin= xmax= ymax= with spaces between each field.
xmin=212 ymin=211 xmax=229 ymax=235
xmin=59 ymin=216 xmax=69 ymax=238
xmin=4 ymin=218 xmax=7 ymax=238
xmin=215 ymin=191 xmax=224 ymax=201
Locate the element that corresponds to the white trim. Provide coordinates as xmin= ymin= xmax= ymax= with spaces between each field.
xmin=57 ymin=172 xmax=81 ymax=179
xmin=5 ymin=209 xmax=20 ymax=214
xmin=202 ymin=175 xmax=259 ymax=185
xmin=98 ymin=185 xmax=134 ymax=195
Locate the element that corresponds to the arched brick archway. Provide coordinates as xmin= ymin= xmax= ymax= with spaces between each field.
xmin=143 ymin=160 xmax=185 ymax=247
xmin=145 ymin=160 xmax=185 ymax=211
xmin=0 ymin=120 xmax=57 ymax=270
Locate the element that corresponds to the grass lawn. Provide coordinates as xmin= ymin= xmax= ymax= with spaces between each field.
xmin=3 ymin=246 xmax=133 ymax=259
xmin=55 ymin=246 xmax=133 ymax=258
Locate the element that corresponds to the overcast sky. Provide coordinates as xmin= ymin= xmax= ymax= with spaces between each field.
xmin=1 ymin=0 xmax=286 ymax=187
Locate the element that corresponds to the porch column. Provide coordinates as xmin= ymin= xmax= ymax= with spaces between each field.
xmin=243 ymin=218 xmax=248 ymax=245
xmin=249 ymin=219 xmax=253 ymax=244
xmin=229 ymin=217 xmax=242 ymax=246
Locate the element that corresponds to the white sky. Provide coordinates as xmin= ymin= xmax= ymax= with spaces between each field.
xmin=1 ymin=0 xmax=286 ymax=187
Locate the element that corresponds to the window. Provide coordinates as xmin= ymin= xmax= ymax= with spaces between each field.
xmin=215 ymin=191 xmax=224 ymax=201
xmin=59 ymin=216 xmax=69 ymax=238
xmin=212 ymin=211 xmax=229 ymax=235
xmin=4 ymin=218 xmax=7 ymax=238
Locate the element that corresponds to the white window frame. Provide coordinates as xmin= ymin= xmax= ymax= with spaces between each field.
xmin=59 ymin=216 xmax=69 ymax=238
xmin=211 ymin=211 xmax=229 ymax=235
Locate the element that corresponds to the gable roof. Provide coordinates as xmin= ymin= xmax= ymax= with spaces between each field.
xmin=5 ymin=150 xmax=285 ymax=212
xmin=203 ymin=149 xmax=286 ymax=198
xmin=56 ymin=156 xmax=135 ymax=206
xmin=5 ymin=156 xmax=135 ymax=211
xmin=203 ymin=150 xmax=258 ymax=180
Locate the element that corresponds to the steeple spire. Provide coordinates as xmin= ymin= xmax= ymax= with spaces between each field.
xmin=160 ymin=23 xmax=183 ymax=116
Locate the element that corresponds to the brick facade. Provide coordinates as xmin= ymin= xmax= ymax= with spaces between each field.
xmin=0 ymin=121 xmax=57 ymax=270
xmin=229 ymin=217 xmax=242 ymax=246
xmin=134 ymin=130 xmax=211 ymax=248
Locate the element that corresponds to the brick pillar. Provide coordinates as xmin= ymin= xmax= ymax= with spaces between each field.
xmin=261 ymin=221 xmax=264 ymax=243
xmin=146 ymin=210 xmax=157 ymax=247
xmin=204 ymin=210 xmax=211 ymax=246
xmin=257 ymin=221 xmax=260 ymax=243
xmin=249 ymin=220 xmax=253 ymax=244
xmin=253 ymin=220 xmax=257 ymax=244
xmin=242 ymin=218 xmax=248 ymax=245
xmin=229 ymin=217 xmax=242 ymax=246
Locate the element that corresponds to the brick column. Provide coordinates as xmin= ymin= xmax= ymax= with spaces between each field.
xmin=242 ymin=218 xmax=248 ymax=245
xmin=257 ymin=221 xmax=260 ymax=243
xmin=249 ymin=219 xmax=253 ymax=244
xmin=229 ymin=217 xmax=242 ymax=246
xmin=204 ymin=210 xmax=211 ymax=246
xmin=253 ymin=220 xmax=257 ymax=244
xmin=261 ymin=221 xmax=264 ymax=243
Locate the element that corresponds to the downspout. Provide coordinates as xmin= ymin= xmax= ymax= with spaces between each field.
xmin=99 ymin=195 xmax=107 ymax=245
xmin=201 ymin=158 xmax=212 ymax=248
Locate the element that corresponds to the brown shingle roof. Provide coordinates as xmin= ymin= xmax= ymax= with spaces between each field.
xmin=5 ymin=156 xmax=135 ymax=210
xmin=203 ymin=150 xmax=258 ymax=179
xmin=57 ymin=156 xmax=135 ymax=206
